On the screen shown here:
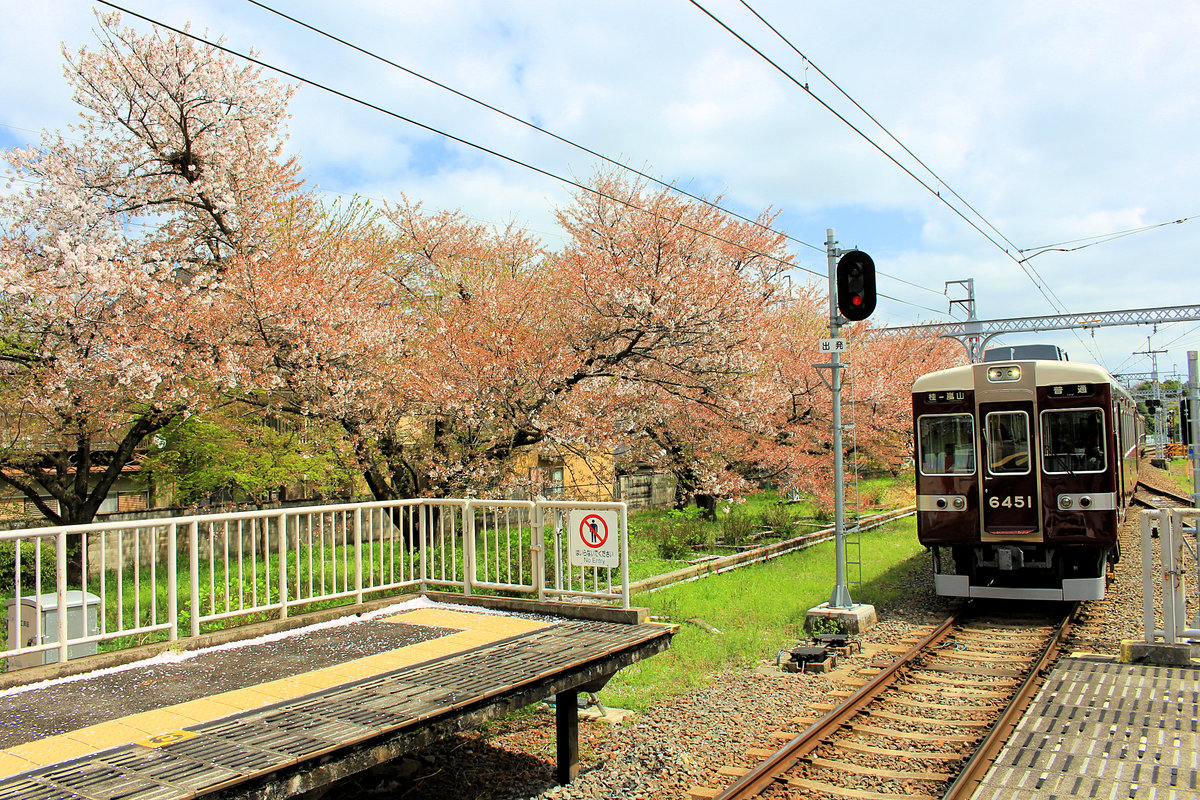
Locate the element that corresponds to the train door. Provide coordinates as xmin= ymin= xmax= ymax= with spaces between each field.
xmin=980 ymin=401 xmax=1042 ymax=539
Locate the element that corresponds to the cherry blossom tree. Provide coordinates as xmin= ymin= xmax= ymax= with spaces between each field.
xmin=394 ymin=171 xmax=795 ymax=502
xmin=0 ymin=12 xmax=300 ymax=529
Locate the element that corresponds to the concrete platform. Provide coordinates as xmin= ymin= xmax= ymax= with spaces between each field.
xmin=971 ymin=656 xmax=1200 ymax=800
xmin=0 ymin=594 xmax=674 ymax=799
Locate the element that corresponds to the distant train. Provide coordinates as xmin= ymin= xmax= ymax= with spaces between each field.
xmin=912 ymin=357 xmax=1142 ymax=601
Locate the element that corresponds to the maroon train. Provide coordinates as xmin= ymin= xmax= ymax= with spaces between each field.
xmin=912 ymin=358 xmax=1141 ymax=601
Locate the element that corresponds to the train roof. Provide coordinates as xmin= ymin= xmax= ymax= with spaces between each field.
xmin=912 ymin=360 xmax=1128 ymax=396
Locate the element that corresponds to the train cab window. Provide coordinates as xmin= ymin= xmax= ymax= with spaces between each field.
xmin=918 ymin=414 xmax=976 ymax=475
xmin=1041 ymin=408 xmax=1106 ymax=473
xmin=986 ymin=411 xmax=1030 ymax=475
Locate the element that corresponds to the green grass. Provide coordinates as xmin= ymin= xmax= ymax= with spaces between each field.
xmin=1164 ymin=458 xmax=1196 ymax=496
xmin=600 ymin=516 xmax=926 ymax=712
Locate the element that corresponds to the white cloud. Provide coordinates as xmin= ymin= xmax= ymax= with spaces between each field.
xmin=5 ymin=0 xmax=1200 ymax=375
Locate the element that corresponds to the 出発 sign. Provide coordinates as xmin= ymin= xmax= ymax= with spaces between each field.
xmin=568 ymin=509 xmax=620 ymax=568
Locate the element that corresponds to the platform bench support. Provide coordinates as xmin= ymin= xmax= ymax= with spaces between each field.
xmin=555 ymin=689 xmax=579 ymax=784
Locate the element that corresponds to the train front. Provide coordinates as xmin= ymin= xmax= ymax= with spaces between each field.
xmin=912 ymin=360 xmax=1128 ymax=602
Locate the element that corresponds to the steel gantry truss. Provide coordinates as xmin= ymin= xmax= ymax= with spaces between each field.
xmin=887 ymin=304 xmax=1200 ymax=362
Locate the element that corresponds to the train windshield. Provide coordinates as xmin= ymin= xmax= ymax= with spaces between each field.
xmin=986 ymin=411 xmax=1030 ymax=475
xmin=918 ymin=414 xmax=976 ymax=475
xmin=1041 ymin=409 xmax=1105 ymax=473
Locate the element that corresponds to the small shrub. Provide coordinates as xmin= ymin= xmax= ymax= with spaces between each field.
xmin=653 ymin=507 xmax=713 ymax=559
xmin=760 ymin=503 xmax=794 ymax=534
xmin=721 ymin=513 xmax=756 ymax=546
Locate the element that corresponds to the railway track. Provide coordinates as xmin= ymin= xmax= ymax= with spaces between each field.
xmin=1133 ymin=476 xmax=1194 ymax=510
xmin=708 ymin=604 xmax=1074 ymax=800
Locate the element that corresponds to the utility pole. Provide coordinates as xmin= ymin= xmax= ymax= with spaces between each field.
xmin=945 ymin=279 xmax=981 ymax=362
xmin=1135 ymin=338 xmax=1168 ymax=465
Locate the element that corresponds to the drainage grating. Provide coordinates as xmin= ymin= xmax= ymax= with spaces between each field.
xmin=257 ymin=710 xmax=372 ymax=744
xmin=201 ymin=719 xmax=334 ymax=759
xmin=157 ymin=736 xmax=280 ymax=775
xmin=33 ymin=762 xmax=167 ymax=800
xmin=99 ymin=748 xmax=240 ymax=793
xmin=0 ymin=778 xmax=81 ymax=800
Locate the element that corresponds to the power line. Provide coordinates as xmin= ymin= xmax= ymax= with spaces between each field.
xmin=87 ymin=1 xmax=822 ymax=283
xmin=693 ymin=0 xmax=1102 ymax=357
xmin=1020 ymin=214 xmax=1200 ymax=259
xmin=244 ymin=0 xmax=825 ymax=257
xmin=244 ymin=0 xmax=951 ymax=305
xmin=86 ymin=1 xmax=954 ymax=321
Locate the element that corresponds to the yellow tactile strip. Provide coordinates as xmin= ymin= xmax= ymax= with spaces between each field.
xmin=0 ymin=607 xmax=552 ymax=779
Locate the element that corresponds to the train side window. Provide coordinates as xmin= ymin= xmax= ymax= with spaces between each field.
xmin=917 ymin=414 xmax=976 ymax=475
xmin=985 ymin=411 xmax=1030 ymax=475
xmin=1041 ymin=408 xmax=1106 ymax=474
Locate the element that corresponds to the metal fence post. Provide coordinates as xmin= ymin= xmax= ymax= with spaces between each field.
xmin=189 ymin=521 xmax=200 ymax=638
xmin=419 ymin=503 xmax=428 ymax=592
xmin=277 ymin=512 xmax=288 ymax=619
xmin=532 ymin=503 xmax=546 ymax=602
xmin=464 ymin=501 xmax=475 ymax=597
xmin=55 ymin=532 xmax=69 ymax=664
xmin=620 ymin=503 xmax=631 ymax=610
xmin=168 ymin=522 xmax=178 ymax=642
xmin=354 ymin=507 xmax=364 ymax=605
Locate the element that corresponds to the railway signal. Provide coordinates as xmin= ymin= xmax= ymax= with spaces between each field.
xmin=835 ymin=250 xmax=876 ymax=321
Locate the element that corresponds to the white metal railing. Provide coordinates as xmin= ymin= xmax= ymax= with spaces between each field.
xmin=1139 ymin=507 xmax=1200 ymax=644
xmin=1 ymin=497 xmax=629 ymax=670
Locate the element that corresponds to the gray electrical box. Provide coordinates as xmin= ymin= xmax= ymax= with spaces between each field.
xmin=5 ymin=591 xmax=101 ymax=671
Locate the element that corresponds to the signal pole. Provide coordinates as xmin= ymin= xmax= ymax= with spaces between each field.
xmin=826 ymin=229 xmax=852 ymax=610
xmin=804 ymin=229 xmax=877 ymax=636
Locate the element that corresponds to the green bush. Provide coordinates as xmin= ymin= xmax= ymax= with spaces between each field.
xmin=721 ymin=513 xmax=757 ymax=546
xmin=760 ymin=503 xmax=795 ymax=534
xmin=652 ymin=507 xmax=712 ymax=560
xmin=0 ymin=540 xmax=59 ymax=596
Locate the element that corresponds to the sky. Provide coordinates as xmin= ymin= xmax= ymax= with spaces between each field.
xmin=3 ymin=0 xmax=1199 ymax=382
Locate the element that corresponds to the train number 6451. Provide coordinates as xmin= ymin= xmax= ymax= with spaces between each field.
xmin=988 ymin=495 xmax=1033 ymax=509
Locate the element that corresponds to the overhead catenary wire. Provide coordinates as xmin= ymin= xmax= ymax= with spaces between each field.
xmin=87 ymin=1 xmax=822 ymax=282
xmin=700 ymin=0 xmax=1106 ymax=363
xmin=243 ymin=0 xmax=950 ymax=304
xmin=1019 ymin=214 xmax=1200 ymax=259
xmin=85 ymin=0 xmax=953 ymax=320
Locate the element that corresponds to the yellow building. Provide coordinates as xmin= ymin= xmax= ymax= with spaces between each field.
xmin=508 ymin=445 xmax=615 ymax=502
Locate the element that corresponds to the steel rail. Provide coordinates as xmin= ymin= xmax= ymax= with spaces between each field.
xmin=713 ymin=611 xmax=961 ymax=800
xmin=940 ymin=605 xmax=1076 ymax=800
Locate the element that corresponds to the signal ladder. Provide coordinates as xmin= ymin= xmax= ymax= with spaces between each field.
xmin=842 ymin=361 xmax=863 ymax=599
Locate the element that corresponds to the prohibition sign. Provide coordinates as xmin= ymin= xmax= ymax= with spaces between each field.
xmin=579 ymin=513 xmax=609 ymax=549
xmin=568 ymin=509 xmax=619 ymax=567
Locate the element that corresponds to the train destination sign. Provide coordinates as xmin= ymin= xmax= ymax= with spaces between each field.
xmin=924 ymin=390 xmax=969 ymax=403
xmin=1048 ymin=384 xmax=1094 ymax=397
xmin=568 ymin=509 xmax=619 ymax=568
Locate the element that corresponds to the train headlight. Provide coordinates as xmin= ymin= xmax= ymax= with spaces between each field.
xmin=986 ymin=365 xmax=1022 ymax=382
xmin=952 ymin=497 xmax=966 ymax=510
xmin=1059 ymin=496 xmax=1073 ymax=509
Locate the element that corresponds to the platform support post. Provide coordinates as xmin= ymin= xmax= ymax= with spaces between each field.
xmin=555 ymin=689 xmax=579 ymax=784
